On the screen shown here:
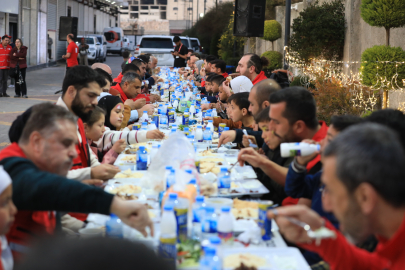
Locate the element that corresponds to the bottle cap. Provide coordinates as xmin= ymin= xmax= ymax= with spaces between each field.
xmin=209 ymin=236 xmax=221 ymax=245
xmin=171 ymin=169 xmax=176 ymax=173
xmin=143 ymin=111 xmax=147 ymax=113
xmin=224 ymin=127 xmax=230 ymax=131
xmin=184 ymin=127 xmax=189 ymax=131
xmin=165 ymin=166 xmax=172 ymax=170
xmin=205 ymin=206 xmax=214 ymax=213
xmin=196 ymin=195 xmax=204 ymax=202
xmin=221 ymin=206 xmax=231 ymax=212
xmin=197 ymin=125 xmax=202 ymax=128
xmin=205 ymin=247 xmax=216 ymax=256
xmin=220 ymin=167 xmax=228 ymax=172
xmin=185 ymin=169 xmax=193 ymax=174
xmin=139 ymin=146 xmax=146 ymax=151
xmin=169 ymin=193 xmax=178 ymax=200
xmin=189 ymin=179 xmax=196 ymax=185
xmin=208 ymin=120 xmax=213 ymax=123
xmin=187 ymin=135 xmax=195 ymax=139
xmin=110 ymin=213 xmax=118 ymax=219
xmin=206 ymin=127 xmax=211 ymax=131
xmin=164 ymin=205 xmax=174 ymax=211
xmin=142 ymin=122 xmax=147 ymax=126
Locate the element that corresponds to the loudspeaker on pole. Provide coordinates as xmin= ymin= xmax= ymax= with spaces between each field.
xmin=59 ymin=16 xmax=78 ymax=41
xmin=233 ymin=0 xmax=266 ymax=37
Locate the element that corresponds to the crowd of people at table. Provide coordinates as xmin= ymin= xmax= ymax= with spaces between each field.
xmin=0 ymin=45 xmax=404 ymax=270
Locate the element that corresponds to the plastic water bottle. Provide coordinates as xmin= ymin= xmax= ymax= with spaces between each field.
xmin=212 ymin=108 xmax=218 ymax=117
xmin=150 ymin=145 xmax=158 ymax=161
xmin=187 ymin=135 xmax=196 ymax=152
xmin=217 ymin=167 xmax=231 ymax=190
xmin=158 ymin=104 xmax=164 ymax=114
xmin=203 ymin=127 xmax=212 ymax=144
xmin=199 ymin=247 xmax=221 ymax=270
xmin=166 ymin=169 xmax=176 ymax=189
xmin=195 ymin=125 xmax=203 ymax=142
xmin=207 ymin=120 xmax=214 ymax=136
xmin=158 ymin=205 xmax=177 ymax=268
xmin=209 ymin=236 xmax=221 ymax=256
xmin=189 ymin=178 xmax=200 ymax=195
xmin=201 ymin=206 xmax=217 ymax=240
xmin=136 ymin=146 xmax=148 ymax=170
xmin=192 ymin=196 xmax=206 ymax=235
xmin=217 ymin=206 xmax=234 ymax=246
xmin=141 ymin=122 xmax=148 ymax=131
xmin=280 ymin=142 xmax=321 ymax=158
xmin=105 ymin=214 xmax=123 ymax=239
xmin=183 ymin=127 xmax=190 ymax=136
xmin=140 ymin=111 xmax=149 ymax=123
xmin=189 ymin=103 xmax=196 ymax=116
xmin=164 ymin=166 xmax=173 ymax=189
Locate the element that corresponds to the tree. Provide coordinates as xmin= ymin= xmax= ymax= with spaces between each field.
xmin=361 ymin=0 xmax=405 ymax=46
xmin=182 ymin=2 xmax=233 ymax=55
xmin=290 ymin=0 xmax=346 ymax=62
xmin=261 ymin=51 xmax=283 ymax=72
xmin=262 ymin=20 xmax=282 ymax=51
xmin=218 ymin=15 xmax=245 ymax=65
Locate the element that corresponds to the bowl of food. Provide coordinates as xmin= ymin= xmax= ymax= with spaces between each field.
xmin=206 ymin=198 xmax=233 ymax=212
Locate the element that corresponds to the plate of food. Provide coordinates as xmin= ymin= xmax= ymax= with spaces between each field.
xmin=222 ymin=247 xmax=310 ymax=270
xmin=114 ymin=169 xmax=145 ymax=179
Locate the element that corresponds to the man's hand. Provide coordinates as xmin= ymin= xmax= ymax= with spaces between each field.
xmin=267 ymin=205 xmax=324 ymax=244
xmin=81 ymin=179 xmax=104 ymax=186
xmin=296 ymin=139 xmax=320 ymax=166
xmin=242 ymin=135 xmax=257 ymax=148
xmin=218 ymin=130 xmax=237 ymax=147
xmin=91 ymin=164 xmax=121 ymax=180
xmin=215 ymin=101 xmax=224 ymax=112
xmin=150 ymin=94 xmax=161 ymax=103
xmin=146 ymin=129 xmax=165 ymax=140
xmin=112 ymin=139 xmax=127 ymax=154
xmin=133 ymin=98 xmax=146 ymax=110
xmin=110 ymin=197 xmax=154 ymax=237
xmin=138 ymin=104 xmax=154 ymax=116
xmin=203 ymin=117 xmax=214 ymax=121
xmin=200 ymin=68 xmax=206 ymax=77
xmin=200 ymin=103 xmax=212 ymax=110
xmin=124 ymin=99 xmax=137 ymax=110
xmin=238 ymin=147 xmax=267 ymax=168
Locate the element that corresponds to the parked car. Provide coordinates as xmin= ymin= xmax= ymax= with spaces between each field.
xmin=180 ymin=36 xmax=193 ymax=53
xmin=190 ymin=38 xmax=202 ymax=54
xmin=89 ymin=34 xmax=107 ymax=62
xmin=103 ymin=27 xmax=125 ymax=55
xmin=122 ymin=36 xmax=134 ymax=52
xmin=76 ymin=36 xmax=101 ymax=63
xmin=135 ymin=35 xmax=176 ymax=67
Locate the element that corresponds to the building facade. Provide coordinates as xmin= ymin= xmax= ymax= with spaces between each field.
xmin=0 ymin=0 xmax=121 ymax=67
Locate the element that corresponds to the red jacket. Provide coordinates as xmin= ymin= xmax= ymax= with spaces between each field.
xmin=299 ymin=217 xmax=405 ymax=270
xmin=0 ymin=45 xmax=12 ymax=69
xmin=252 ymin=71 xmax=267 ymax=85
xmin=110 ymin=83 xmax=151 ymax=103
xmin=9 ymin=46 xmax=27 ymax=69
xmin=113 ymin=73 xmax=123 ymax=84
xmin=0 ymin=143 xmax=56 ymax=260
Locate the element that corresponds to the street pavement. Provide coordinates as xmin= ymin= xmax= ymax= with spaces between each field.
xmin=0 ymin=54 xmax=125 ymax=150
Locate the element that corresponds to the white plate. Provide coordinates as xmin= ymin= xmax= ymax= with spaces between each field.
xmin=234 ymin=165 xmax=257 ymax=179
xmin=214 ymin=180 xmax=269 ymax=198
xmin=222 ymin=247 xmax=310 ymax=270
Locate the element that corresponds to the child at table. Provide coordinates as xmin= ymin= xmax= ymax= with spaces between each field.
xmin=96 ymin=95 xmax=165 ymax=152
xmin=0 ymin=166 xmax=18 ymax=270
xmin=227 ymin=92 xmax=255 ymax=130
xmin=84 ymin=106 xmax=126 ymax=164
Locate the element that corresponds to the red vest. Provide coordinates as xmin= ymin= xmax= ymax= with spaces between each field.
xmin=110 ymin=83 xmax=151 ymax=103
xmin=0 ymin=45 xmax=12 ymax=70
xmin=0 ymin=143 xmax=56 ymax=260
xmin=69 ymin=118 xmax=90 ymax=221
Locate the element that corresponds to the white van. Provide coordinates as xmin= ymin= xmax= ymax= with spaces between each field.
xmin=136 ymin=35 xmax=176 ymax=67
xmin=103 ymin=27 xmax=125 ymax=55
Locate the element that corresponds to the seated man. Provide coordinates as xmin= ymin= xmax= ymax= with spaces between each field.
xmin=210 ymin=59 xmax=228 ymax=78
xmin=0 ymin=103 xmax=152 ymax=259
xmin=270 ymin=123 xmax=405 ymax=270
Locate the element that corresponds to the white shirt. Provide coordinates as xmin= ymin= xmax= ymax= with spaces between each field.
xmin=1 ymin=236 xmax=13 ymax=270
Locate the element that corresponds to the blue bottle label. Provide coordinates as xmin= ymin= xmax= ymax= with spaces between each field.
xmin=174 ymin=208 xmax=188 ymax=242
xmin=202 ymin=219 xmax=217 ymax=233
xmin=158 ymin=237 xmax=177 ymax=266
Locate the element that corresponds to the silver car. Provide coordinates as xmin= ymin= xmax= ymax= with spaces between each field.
xmin=89 ymin=34 xmax=107 ymax=62
xmin=76 ymin=36 xmax=102 ymax=62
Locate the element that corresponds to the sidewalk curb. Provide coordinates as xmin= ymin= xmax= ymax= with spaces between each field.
xmin=26 ymin=61 xmax=59 ymax=72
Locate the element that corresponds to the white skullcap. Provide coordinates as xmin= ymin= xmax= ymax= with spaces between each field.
xmin=230 ymin=75 xmax=254 ymax=93
xmin=0 ymin=166 xmax=12 ymax=195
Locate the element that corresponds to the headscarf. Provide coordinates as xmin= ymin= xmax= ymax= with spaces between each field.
xmin=97 ymin=95 xmax=123 ymax=130
xmin=0 ymin=166 xmax=11 ymax=195
xmin=230 ymin=75 xmax=254 ymax=93
xmin=195 ymin=60 xmax=204 ymax=73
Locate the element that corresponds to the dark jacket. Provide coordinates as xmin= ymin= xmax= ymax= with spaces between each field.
xmin=10 ymin=46 xmax=27 ymax=69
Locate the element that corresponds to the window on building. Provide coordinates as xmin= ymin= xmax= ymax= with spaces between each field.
xmin=67 ymin=6 xmax=71 ymax=17
xmin=160 ymin=6 xmax=166 ymax=10
xmin=130 ymin=13 xmax=139 ymax=18
xmin=130 ymin=6 xmax=138 ymax=11
xmin=121 ymin=6 xmax=128 ymax=10
xmin=141 ymin=6 xmax=149 ymax=10
xmin=160 ymin=12 xmax=166 ymax=19
xmin=173 ymin=7 xmax=178 ymax=10
xmin=151 ymin=6 xmax=159 ymax=9
xmin=93 ymin=15 xmax=97 ymax=34
xmin=140 ymin=12 xmax=148 ymax=15
xmin=140 ymin=0 xmax=154 ymax=4
xmin=157 ymin=0 xmax=167 ymax=4
xmin=174 ymin=0 xmax=178 ymax=2
xmin=187 ymin=7 xmax=192 ymax=10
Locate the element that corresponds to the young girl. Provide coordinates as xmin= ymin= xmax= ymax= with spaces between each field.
xmin=96 ymin=95 xmax=165 ymax=152
xmin=0 ymin=166 xmax=18 ymax=270
xmin=84 ymin=106 xmax=126 ymax=164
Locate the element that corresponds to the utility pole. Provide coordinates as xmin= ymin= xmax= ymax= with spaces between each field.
xmin=284 ymin=0 xmax=292 ymax=66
